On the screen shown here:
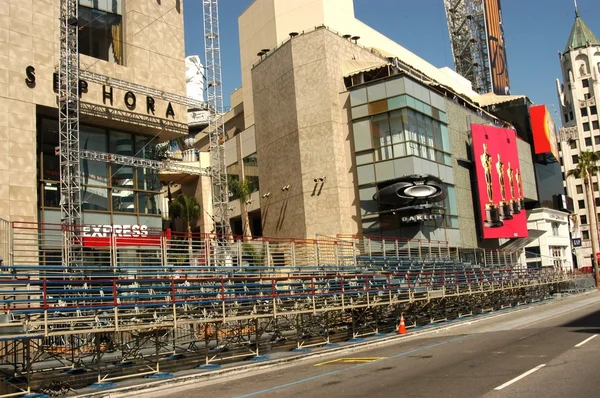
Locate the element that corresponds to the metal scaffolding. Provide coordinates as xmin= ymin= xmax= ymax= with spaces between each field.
xmin=57 ymin=0 xmax=82 ymax=266
xmin=203 ymin=0 xmax=231 ymax=241
xmin=80 ymin=149 xmax=209 ymax=176
xmin=443 ymin=0 xmax=491 ymax=94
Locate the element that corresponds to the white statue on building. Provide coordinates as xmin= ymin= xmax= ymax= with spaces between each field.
xmin=185 ymin=55 xmax=205 ymax=104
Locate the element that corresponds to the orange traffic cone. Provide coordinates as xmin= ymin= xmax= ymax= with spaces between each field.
xmin=397 ymin=313 xmax=407 ymax=335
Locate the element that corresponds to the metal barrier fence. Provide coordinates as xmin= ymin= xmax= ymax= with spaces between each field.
xmin=336 ymin=234 xmax=524 ymax=268
xmin=2 ymin=223 xmax=553 ymax=272
xmin=0 ymin=222 xmax=592 ymax=396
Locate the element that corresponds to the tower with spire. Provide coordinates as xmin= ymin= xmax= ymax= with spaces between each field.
xmin=556 ymin=1 xmax=600 ymax=268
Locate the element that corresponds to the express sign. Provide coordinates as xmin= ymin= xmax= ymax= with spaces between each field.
xmin=82 ymin=225 xmax=149 ymax=237
xmin=81 ymin=225 xmax=161 ymax=247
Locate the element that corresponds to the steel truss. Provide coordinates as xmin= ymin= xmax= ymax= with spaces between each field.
xmin=57 ymin=0 xmax=82 ymax=267
xmin=80 ymin=149 xmax=209 ymax=176
xmin=443 ymin=0 xmax=491 ymax=93
xmin=80 ymin=70 xmax=209 ymax=110
xmin=203 ymin=0 xmax=231 ymax=242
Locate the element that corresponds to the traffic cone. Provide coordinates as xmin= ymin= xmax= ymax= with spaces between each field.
xmin=397 ymin=313 xmax=407 ymax=335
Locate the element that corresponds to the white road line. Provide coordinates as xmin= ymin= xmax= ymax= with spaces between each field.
xmin=574 ymin=334 xmax=598 ymax=348
xmin=494 ymin=364 xmax=546 ymax=391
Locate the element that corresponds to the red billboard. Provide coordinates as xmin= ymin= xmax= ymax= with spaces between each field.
xmin=529 ymin=105 xmax=559 ymax=161
xmin=471 ymin=124 xmax=528 ymax=239
xmin=484 ymin=0 xmax=511 ymax=95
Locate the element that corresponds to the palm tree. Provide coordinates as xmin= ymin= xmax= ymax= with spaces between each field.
xmin=228 ymin=176 xmax=253 ymax=239
xmin=169 ymin=193 xmax=201 ymax=265
xmin=567 ymin=150 xmax=600 ymax=288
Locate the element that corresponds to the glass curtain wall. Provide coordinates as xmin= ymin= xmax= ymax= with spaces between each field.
xmin=37 ymin=117 xmax=162 ymax=222
xmin=350 ymin=75 xmax=458 ymax=236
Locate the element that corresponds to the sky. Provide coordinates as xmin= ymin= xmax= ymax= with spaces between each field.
xmin=183 ymin=0 xmax=600 ymax=123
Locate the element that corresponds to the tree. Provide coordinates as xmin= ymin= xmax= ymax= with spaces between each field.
xmin=169 ymin=193 xmax=201 ymax=265
xmin=567 ymin=150 xmax=600 ymax=288
xmin=228 ymin=176 xmax=253 ymax=239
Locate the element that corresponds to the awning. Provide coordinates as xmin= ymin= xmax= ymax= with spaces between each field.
xmin=499 ymin=229 xmax=546 ymax=251
xmin=342 ymin=59 xmax=390 ymax=78
xmin=477 ymin=93 xmax=528 ymax=107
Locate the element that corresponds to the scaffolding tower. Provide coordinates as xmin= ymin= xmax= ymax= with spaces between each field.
xmin=57 ymin=0 xmax=82 ymax=266
xmin=203 ymin=0 xmax=231 ymax=240
xmin=443 ymin=0 xmax=491 ymax=94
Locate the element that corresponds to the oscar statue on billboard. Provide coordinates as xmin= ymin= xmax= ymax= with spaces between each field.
xmin=496 ymin=154 xmax=513 ymax=220
xmin=515 ymin=169 xmax=525 ymax=209
xmin=480 ymin=143 xmax=503 ymax=228
xmin=507 ymin=162 xmax=521 ymax=214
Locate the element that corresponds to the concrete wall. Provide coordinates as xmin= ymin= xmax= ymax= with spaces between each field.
xmin=444 ymin=100 xmax=490 ymax=248
xmin=252 ymin=28 xmax=381 ymax=238
xmin=0 ymin=0 xmax=187 ymax=223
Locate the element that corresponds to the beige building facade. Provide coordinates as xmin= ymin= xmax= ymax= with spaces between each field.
xmin=216 ymin=0 xmax=541 ymax=248
xmin=1 ymin=0 xmax=188 ymax=232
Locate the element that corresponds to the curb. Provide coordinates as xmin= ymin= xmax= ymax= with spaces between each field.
xmin=74 ymin=291 xmax=595 ymax=398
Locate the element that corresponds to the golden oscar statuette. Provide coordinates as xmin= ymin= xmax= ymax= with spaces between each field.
xmin=515 ymin=169 xmax=525 ymax=210
xmin=480 ymin=143 xmax=503 ymax=228
xmin=496 ymin=154 xmax=513 ymax=220
xmin=507 ymin=162 xmax=521 ymax=214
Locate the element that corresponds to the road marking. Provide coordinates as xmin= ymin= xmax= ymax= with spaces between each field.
xmin=234 ymin=335 xmax=472 ymax=398
xmin=574 ymin=334 xmax=598 ymax=348
xmin=314 ymin=357 xmax=385 ymax=366
xmin=494 ymin=364 xmax=546 ymax=391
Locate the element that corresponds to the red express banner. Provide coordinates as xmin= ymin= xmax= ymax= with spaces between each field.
xmin=471 ymin=124 xmax=528 ymax=239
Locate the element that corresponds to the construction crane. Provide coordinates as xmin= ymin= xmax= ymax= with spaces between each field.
xmin=57 ymin=0 xmax=229 ymax=265
xmin=443 ymin=0 xmax=491 ymax=94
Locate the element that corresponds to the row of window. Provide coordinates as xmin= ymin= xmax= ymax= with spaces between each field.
xmin=354 ymin=108 xmax=451 ymax=165
xmin=41 ymin=183 xmax=161 ymax=215
xmin=227 ymin=153 xmax=260 ymax=201
xmin=575 ymin=183 xmax=600 ymax=194
xmin=580 ymin=105 xmax=598 ymax=118
xmin=350 ymin=76 xmax=447 ymax=113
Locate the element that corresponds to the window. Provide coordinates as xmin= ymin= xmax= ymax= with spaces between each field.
xmin=583 ymin=230 xmax=590 ymax=240
xmin=570 ymin=140 xmax=577 ymax=149
xmin=582 ymin=107 xmax=589 ymax=117
xmin=570 ymin=111 xmax=574 ymax=120
xmin=592 ymin=106 xmax=598 ymax=115
xmin=577 ymin=184 xmax=584 ymax=194
xmin=551 ymin=222 xmax=560 ymax=236
xmin=581 ymin=215 xmax=588 ymax=225
xmin=38 ymin=117 xmax=163 ymax=216
xmin=595 ymin=182 xmax=599 ymax=191
xmin=243 ymin=153 xmax=260 ymax=194
xmin=79 ymin=2 xmax=124 ymax=65
xmin=585 ymin=137 xmax=592 ymax=146
xmin=584 ymin=123 xmax=591 ymax=132
xmin=525 ymin=246 xmax=540 ymax=259
xmin=583 ymin=79 xmax=589 ymax=88
xmin=572 ymin=154 xmax=579 ymax=164
xmin=594 ymin=121 xmax=599 ymax=131
xmin=596 ymin=197 xmax=600 ymax=206
xmin=595 ymin=136 xmax=600 ymax=145
xmin=578 ymin=199 xmax=585 ymax=209
xmin=550 ymin=246 xmax=563 ymax=268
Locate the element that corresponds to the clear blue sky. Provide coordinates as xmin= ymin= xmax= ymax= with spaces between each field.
xmin=184 ymin=0 xmax=600 ymax=124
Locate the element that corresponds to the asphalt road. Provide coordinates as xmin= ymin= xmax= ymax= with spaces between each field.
xmin=136 ymin=292 xmax=600 ymax=398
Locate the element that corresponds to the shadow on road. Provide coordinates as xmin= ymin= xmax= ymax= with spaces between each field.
xmin=561 ymin=309 xmax=600 ymax=333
